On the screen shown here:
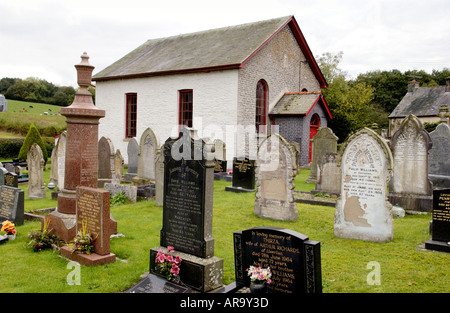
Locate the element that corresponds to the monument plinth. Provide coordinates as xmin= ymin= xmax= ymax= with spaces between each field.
xmin=45 ymin=53 xmax=116 ymax=242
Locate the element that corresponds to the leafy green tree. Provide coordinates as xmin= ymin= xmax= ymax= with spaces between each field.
xmin=18 ymin=123 xmax=48 ymax=163
xmin=318 ymin=52 xmax=375 ymax=142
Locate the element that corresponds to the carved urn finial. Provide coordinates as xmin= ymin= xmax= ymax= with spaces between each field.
xmin=75 ymin=52 xmax=94 ymax=90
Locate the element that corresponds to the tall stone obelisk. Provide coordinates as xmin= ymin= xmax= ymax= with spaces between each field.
xmin=45 ymin=52 xmax=116 ymax=241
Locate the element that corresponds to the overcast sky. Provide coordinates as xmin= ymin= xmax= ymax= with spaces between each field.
xmin=1 ymin=0 xmax=449 ymax=87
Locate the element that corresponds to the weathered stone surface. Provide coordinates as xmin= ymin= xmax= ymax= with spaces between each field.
xmin=254 ymin=134 xmax=297 ymax=221
xmin=428 ymin=123 xmax=450 ymax=188
xmin=388 ymin=115 xmax=433 ymax=212
xmin=132 ymin=127 xmax=159 ymax=186
xmin=334 ymin=128 xmax=394 ymax=242
xmin=98 ymin=136 xmax=115 ymax=188
xmin=27 ymin=143 xmax=46 ymax=199
xmin=313 ymin=152 xmax=341 ymax=195
xmin=104 ymin=183 xmax=137 ymax=203
xmin=124 ymin=137 xmax=139 ymax=182
xmin=306 ymin=127 xmax=338 ymax=183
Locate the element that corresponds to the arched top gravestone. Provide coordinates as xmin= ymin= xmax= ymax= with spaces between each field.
xmin=137 ymin=127 xmax=159 ymax=182
xmin=335 ymin=127 xmax=394 ymax=242
xmin=254 ymin=133 xmax=297 ymax=221
xmin=389 ymin=114 xmax=432 ymax=195
xmin=27 ymin=143 xmax=46 ymax=200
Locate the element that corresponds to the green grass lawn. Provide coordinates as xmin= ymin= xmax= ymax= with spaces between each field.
xmin=0 ymin=168 xmax=448 ymax=293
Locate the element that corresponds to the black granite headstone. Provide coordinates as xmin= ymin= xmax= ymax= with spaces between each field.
xmin=125 ymin=273 xmax=191 ymax=293
xmin=425 ymin=188 xmax=450 ymax=252
xmin=225 ymin=157 xmax=255 ymax=192
xmin=4 ymin=172 xmax=18 ymax=188
xmin=0 ymin=185 xmax=25 ymax=225
xmin=160 ymin=129 xmax=215 ymax=258
xmin=214 ymin=159 xmax=227 ymax=173
xmin=234 ymin=226 xmax=322 ymax=293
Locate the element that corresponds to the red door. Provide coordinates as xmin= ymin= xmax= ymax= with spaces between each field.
xmin=309 ymin=114 xmax=320 ymax=163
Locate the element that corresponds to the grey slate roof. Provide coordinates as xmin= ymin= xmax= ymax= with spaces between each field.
xmin=389 ymin=86 xmax=450 ymax=118
xmin=270 ymin=92 xmax=332 ymax=118
xmin=93 ymin=16 xmax=294 ymax=80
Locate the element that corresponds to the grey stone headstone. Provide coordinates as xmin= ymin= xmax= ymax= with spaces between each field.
xmin=27 ymin=143 xmax=46 ymax=199
xmin=388 ymin=115 xmax=433 ymax=211
xmin=334 ymin=127 xmax=394 ymax=242
xmin=428 ymin=123 xmax=450 ymax=188
xmin=254 ymin=133 xmax=297 ymax=221
xmin=306 ymin=127 xmax=338 ymax=183
xmin=124 ymin=137 xmax=139 ymax=182
xmin=98 ymin=136 xmax=115 ymax=188
xmin=313 ymin=152 xmax=341 ymax=195
xmin=104 ymin=183 xmax=137 ymax=203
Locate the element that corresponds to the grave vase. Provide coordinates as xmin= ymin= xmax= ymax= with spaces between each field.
xmin=6 ymin=233 xmax=16 ymax=240
xmin=250 ymin=282 xmax=267 ymax=294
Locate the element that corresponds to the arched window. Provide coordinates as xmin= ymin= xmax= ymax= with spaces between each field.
xmin=255 ymin=80 xmax=268 ymax=133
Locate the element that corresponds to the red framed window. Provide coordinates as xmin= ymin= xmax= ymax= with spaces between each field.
xmin=125 ymin=93 xmax=137 ymax=138
xmin=256 ymin=80 xmax=268 ymax=133
xmin=179 ymin=89 xmax=193 ymax=129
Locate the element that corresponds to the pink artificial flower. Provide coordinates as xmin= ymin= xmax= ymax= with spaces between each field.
xmin=155 ymin=251 xmax=165 ymax=263
xmin=171 ymin=264 xmax=180 ymax=276
xmin=166 ymin=255 xmax=174 ymax=263
xmin=174 ymin=256 xmax=181 ymax=265
xmin=167 ymin=246 xmax=174 ymax=252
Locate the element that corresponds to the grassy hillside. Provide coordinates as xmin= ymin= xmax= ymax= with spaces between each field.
xmin=0 ymin=100 xmax=66 ymax=137
xmin=5 ymin=99 xmax=64 ymax=114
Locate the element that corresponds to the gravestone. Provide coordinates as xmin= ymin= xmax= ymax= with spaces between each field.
xmin=289 ymin=141 xmax=301 ymax=175
xmin=425 ymin=188 xmax=450 ymax=252
xmin=0 ymin=167 xmax=7 ymax=186
xmin=27 ymin=143 xmax=46 ymax=199
xmin=60 ymin=186 xmax=116 ymax=266
xmin=4 ymin=172 xmax=18 ymax=188
xmin=0 ymin=94 xmax=7 ymax=112
xmin=104 ymin=182 xmax=137 ymax=203
xmin=124 ymin=137 xmax=139 ymax=182
xmin=306 ymin=127 xmax=338 ymax=183
xmin=0 ymin=186 xmax=24 ymax=225
xmin=233 ymin=226 xmax=322 ymax=293
xmin=97 ymin=136 xmax=115 ymax=188
xmin=5 ymin=163 xmax=14 ymax=173
xmin=312 ymin=153 xmax=341 ymax=195
xmin=154 ymin=148 xmax=164 ymax=206
xmin=45 ymin=53 xmax=116 ymax=242
xmin=254 ymin=134 xmax=297 ymax=221
xmin=56 ymin=131 xmax=67 ymax=191
xmin=49 ymin=147 xmax=58 ymax=190
xmin=113 ymin=149 xmax=124 ymax=184
xmin=132 ymin=127 xmax=159 ymax=186
xmin=388 ymin=115 xmax=433 ymax=212
xmin=225 ymin=157 xmax=256 ymax=193
xmin=126 ymin=273 xmax=191 ymax=293
xmin=150 ymin=128 xmax=223 ymax=292
xmin=428 ymin=123 xmax=450 ymax=188
xmin=334 ymin=127 xmax=394 ymax=242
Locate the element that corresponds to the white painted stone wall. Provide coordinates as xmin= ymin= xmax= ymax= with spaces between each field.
xmin=96 ymin=70 xmax=239 ymax=164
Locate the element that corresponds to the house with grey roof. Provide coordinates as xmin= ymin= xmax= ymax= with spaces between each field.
xmin=388 ymin=78 xmax=450 ymax=137
xmin=93 ymin=15 xmax=329 ymax=166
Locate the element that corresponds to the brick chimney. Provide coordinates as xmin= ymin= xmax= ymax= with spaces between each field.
xmin=408 ymin=80 xmax=420 ymax=93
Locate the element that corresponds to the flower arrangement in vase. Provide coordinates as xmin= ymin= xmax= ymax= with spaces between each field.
xmin=67 ymin=220 xmax=96 ymax=255
xmin=155 ymin=246 xmax=182 ymax=282
xmin=1 ymin=220 xmax=16 ymax=240
xmin=246 ymin=265 xmax=272 ymax=293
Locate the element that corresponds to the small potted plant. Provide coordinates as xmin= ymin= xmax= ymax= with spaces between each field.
xmin=27 ymin=219 xmax=64 ymax=252
xmin=67 ymin=220 xmax=96 ymax=255
xmin=155 ymin=246 xmax=182 ymax=283
xmin=246 ymin=265 xmax=272 ymax=293
xmin=1 ymin=220 xmax=16 ymax=240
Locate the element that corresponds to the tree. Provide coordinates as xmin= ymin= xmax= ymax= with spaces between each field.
xmin=318 ymin=52 xmax=375 ymax=142
xmin=18 ymin=123 xmax=48 ymax=163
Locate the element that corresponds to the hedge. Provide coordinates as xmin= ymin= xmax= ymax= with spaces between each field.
xmin=0 ymin=137 xmax=54 ymax=160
